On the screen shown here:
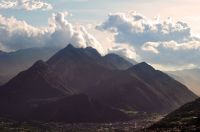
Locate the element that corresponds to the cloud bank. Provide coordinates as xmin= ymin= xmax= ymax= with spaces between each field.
xmin=97 ymin=12 xmax=199 ymax=45
xmin=0 ymin=12 xmax=105 ymax=54
xmin=0 ymin=0 xmax=52 ymax=11
xmin=1 ymin=10 xmax=199 ymax=70
xmin=98 ymin=12 xmax=200 ymax=69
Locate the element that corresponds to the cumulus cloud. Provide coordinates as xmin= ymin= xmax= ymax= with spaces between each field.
xmin=108 ymin=44 xmax=139 ymax=62
xmin=98 ymin=11 xmax=200 ymax=69
xmin=97 ymin=12 xmax=199 ymax=46
xmin=0 ymin=12 xmax=105 ymax=54
xmin=0 ymin=0 xmax=52 ymax=11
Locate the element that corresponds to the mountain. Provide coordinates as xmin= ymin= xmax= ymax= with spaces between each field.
xmin=30 ymin=94 xmax=128 ymax=122
xmin=46 ymin=44 xmax=196 ymax=112
xmin=0 ymin=46 xmax=135 ymax=86
xmin=0 ymin=47 xmax=60 ymax=85
xmin=126 ymin=62 xmax=197 ymax=112
xmin=0 ymin=59 xmax=128 ymax=122
xmin=86 ymin=62 xmax=197 ymax=113
xmin=0 ymin=44 xmax=197 ymax=122
xmin=103 ymin=53 xmax=134 ymax=70
xmin=167 ymin=69 xmax=200 ymax=96
xmin=46 ymin=45 xmax=134 ymax=92
xmin=149 ymin=98 xmax=200 ymax=131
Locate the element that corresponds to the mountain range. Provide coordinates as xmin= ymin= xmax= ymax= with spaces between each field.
xmin=0 ymin=44 xmax=197 ymax=122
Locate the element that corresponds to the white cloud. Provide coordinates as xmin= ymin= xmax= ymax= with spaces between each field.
xmin=141 ymin=40 xmax=200 ymax=66
xmin=97 ymin=12 xmax=199 ymax=46
xmin=142 ymin=42 xmax=160 ymax=54
xmin=0 ymin=11 xmax=139 ymax=61
xmin=98 ymin=11 xmax=200 ymax=69
xmin=0 ymin=0 xmax=52 ymax=11
xmin=108 ymin=44 xmax=139 ymax=62
xmin=0 ymin=12 xmax=105 ymax=54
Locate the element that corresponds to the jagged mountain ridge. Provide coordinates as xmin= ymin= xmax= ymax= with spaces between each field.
xmin=0 ymin=44 xmax=197 ymax=122
xmin=0 ymin=46 xmax=134 ymax=86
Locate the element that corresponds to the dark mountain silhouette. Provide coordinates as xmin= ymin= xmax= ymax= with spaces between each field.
xmin=86 ymin=62 xmax=197 ymax=113
xmin=41 ymin=44 xmax=196 ymax=112
xmin=0 ymin=59 xmax=128 ymax=122
xmin=126 ymin=62 xmax=197 ymax=112
xmin=46 ymin=44 xmax=134 ymax=92
xmin=0 ymin=47 xmax=60 ymax=85
xmin=0 ymin=60 xmax=71 ymax=100
xmin=149 ymin=98 xmax=200 ymax=131
xmin=0 ymin=44 xmax=197 ymax=122
xmin=0 ymin=46 xmax=135 ymax=86
xmin=30 ymin=94 xmax=128 ymax=122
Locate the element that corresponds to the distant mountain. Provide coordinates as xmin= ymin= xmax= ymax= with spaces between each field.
xmin=0 ymin=44 xmax=197 ymax=122
xmin=0 ymin=47 xmax=60 ymax=85
xmin=167 ymin=69 xmax=200 ymax=96
xmin=149 ymin=98 xmax=200 ymax=131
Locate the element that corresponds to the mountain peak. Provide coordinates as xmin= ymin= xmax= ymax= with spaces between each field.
xmin=62 ymin=44 xmax=77 ymax=52
xmin=104 ymin=53 xmax=121 ymax=58
xmin=30 ymin=60 xmax=48 ymax=71
xmin=129 ymin=62 xmax=155 ymax=71
xmin=65 ymin=44 xmax=75 ymax=49
xmin=32 ymin=60 xmax=46 ymax=67
xmin=137 ymin=62 xmax=151 ymax=67
xmin=47 ymin=44 xmax=102 ymax=66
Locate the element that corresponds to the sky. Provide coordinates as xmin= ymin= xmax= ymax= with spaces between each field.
xmin=0 ymin=0 xmax=200 ymax=71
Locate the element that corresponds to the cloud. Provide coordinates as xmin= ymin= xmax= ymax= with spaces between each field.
xmin=141 ymin=40 xmax=200 ymax=66
xmin=98 ymin=11 xmax=200 ymax=69
xmin=0 ymin=11 xmax=138 ymax=60
xmin=108 ymin=44 xmax=139 ymax=62
xmin=97 ymin=12 xmax=199 ymax=46
xmin=0 ymin=0 xmax=52 ymax=11
xmin=142 ymin=42 xmax=160 ymax=54
xmin=0 ymin=12 xmax=105 ymax=54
